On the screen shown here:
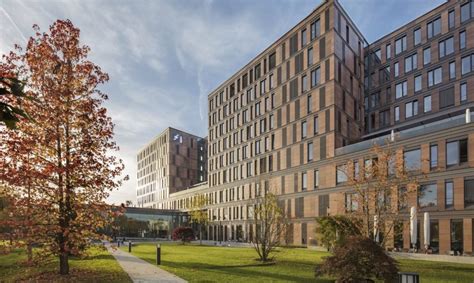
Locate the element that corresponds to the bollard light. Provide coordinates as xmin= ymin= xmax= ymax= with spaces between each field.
xmin=399 ymin=272 xmax=419 ymax=283
xmin=156 ymin=244 xmax=161 ymax=265
xmin=128 ymin=241 xmax=132 ymax=253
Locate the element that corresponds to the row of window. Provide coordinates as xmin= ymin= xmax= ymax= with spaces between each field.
xmin=344 ymin=178 xmax=474 ymax=212
xmin=337 ymin=137 xmax=469 ymax=184
xmin=372 ymin=1 xmax=471 ymax=64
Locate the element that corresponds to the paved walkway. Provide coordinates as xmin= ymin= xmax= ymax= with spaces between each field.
xmin=106 ymin=243 xmax=187 ymax=283
xmin=391 ymin=252 xmax=474 ymax=265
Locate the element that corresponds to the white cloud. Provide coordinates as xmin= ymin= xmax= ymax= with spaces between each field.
xmin=1 ymin=0 xmax=444 ymax=205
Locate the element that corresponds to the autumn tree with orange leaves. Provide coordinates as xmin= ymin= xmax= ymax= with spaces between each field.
xmin=0 ymin=20 xmax=127 ymax=275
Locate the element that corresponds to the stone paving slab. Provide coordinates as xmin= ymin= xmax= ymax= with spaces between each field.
xmin=106 ymin=243 xmax=187 ymax=283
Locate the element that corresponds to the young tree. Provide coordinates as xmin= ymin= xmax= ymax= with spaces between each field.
xmin=0 ymin=20 xmax=127 ymax=275
xmin=339 ymin=140 xmax=423 ymax=247
xmin=189 ymin=194 xmax=208 ymax=245
xmin=252 ymin=191 xmax=287 ymax=262
xmin=315 ymin=215 xmax=362 ymax=251
xmin=172 ymin=227 xmax=194 ymax=245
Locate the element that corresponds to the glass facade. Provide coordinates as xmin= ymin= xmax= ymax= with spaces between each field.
xmin=112 ymin=207 xmax=188 ymax=239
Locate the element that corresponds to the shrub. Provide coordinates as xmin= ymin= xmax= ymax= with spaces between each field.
xmin=316 ymin=236 xmax=398 ymax=282
xmin=315 ymin=215 xmax=362 ymax=251
xmin=172 ymin=227 xmax=194 ymax=244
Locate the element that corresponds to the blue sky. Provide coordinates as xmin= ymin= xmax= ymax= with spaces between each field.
xmin=1 ymin=0 xmax=444 ymax=204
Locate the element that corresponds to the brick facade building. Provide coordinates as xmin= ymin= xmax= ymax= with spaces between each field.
xmin=139 ymin=0 xmax=474 ymax=254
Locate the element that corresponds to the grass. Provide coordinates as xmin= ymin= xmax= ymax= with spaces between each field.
xmin=0 ymin=245 xmax=132 ymax=282
xmin=122 ymin=242 xmax=474 ymax=283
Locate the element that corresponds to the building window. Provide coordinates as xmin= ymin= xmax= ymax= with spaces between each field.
xmin=445 ymin=180 xmax=454 ymax=209
xmin=446 ymin=139 xmax=468 ymax=167
xmin=451 ymin=219 xmax=464 ymax=253
xmin=395 ymin=36 xmax=406 ymax=55
xmin=311 ymin=67 xmax=320 ymax=87
xmin=269 ymin=52 xmax=276 ymax=70
xmin=336 ymin=165 xmax=347 ymax=184
xmin=314 ymin=170 xmax=319 ymax=188
xmin=307 ymin=142 xmax=313 ymax=162
xmin=375 ymin=49 xmax=381 ymax=61
xmin=427 ymin=17 xmax=441 ymax=39
xmin=465 ymin=179 xmax=474 ymax=209
xmin=450 ymin=61 xmax=456 ymax=79
xmin=404 ymin=148 xmax=421 ymax=171
xmin=289 ymin=34 xmax=298 ymax=56
xmin=346 ymin=25 xmax=350 ymax=43
xmin=405 ymin=100 xmax=418 ymax=119
xmin=255 ymin=102 xmax=261 ymax=116
xmin=414 ymin=28 xmax=421 ymax=45
xmin=394 ymin=62 xmax=399 ymax=77
xmin=461 ymin=1 xmax=473 ymax=22
xmin=415 ymin=75 xmax=422 ymax=92
xmin=269 ymin=75 xmax=275 ymax=90
xmin=302 ymin=75 xmax=308 ymax=93
xmin=418 ymin=183 xmax=437 ymax=209
xmin=460 ymin=31 xmax=466 ymax=49
xmin=301 ymin=121 xmax=307 ymax=139
xmin=260 ymin=79 xmax=266 ymax=94
xmin=461 ymin=83 xmax=467 ymax=102
xmin=386 ymin=44 xmax=391 ymax=60
xmin=423 ymin=47 xmax=431 ymax=65
xmin=430 ymin=144 xmax=438 ymax=169
xmin=370 ymin=92 xmax=379 ymax=108
xmin=310 ymin=19 xmax=320 ymax=40
xmin=394 ymin=106 xmax=400 ymax=122
xmin=345 ymin=193 xmax=358 ymax=212
xmin=449 ymin=10 xmax=455 ymax=29
xmin=439 ymin=86 xmax=455 ymax=109
xmin=395 ymin=81 xmax=407 ymax=99
xmin=461 ymin=54 xmax=473 ymax=75
xmin=302 ymin=172 xmax=307 ymax=191
xmin=314 ymin=116 xmax=319 ymax=134
xmin=424 ymin=95 xmax=432 ymax=113
xmin=308 ymin=47 xmax=313 ymax=67
xmin=380 ymin=109 xmax=390 ymax=127
xmin=404 ymin=53 xmax=417 ymax=73
xmin=428 ymin=67 xmax=442 ymax=87
xmin=439 ymin=37 xmax=454 ymax=58
xmin=353 ymin=161 xmax=360 ymax=180
xmin=301 ymin=28 xmax=307 ymax=46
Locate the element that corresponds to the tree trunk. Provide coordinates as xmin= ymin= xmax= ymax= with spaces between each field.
xmin=27 ymin=243 xmax=32 ymax=264
xmin=59 ymin=252 xmax=69 ymax=275
xmin=199 ymin=224 xmax=202 ymax=245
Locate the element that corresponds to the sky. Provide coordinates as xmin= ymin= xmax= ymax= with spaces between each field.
xmin=1 ymin=0 xmax=445 ymax=205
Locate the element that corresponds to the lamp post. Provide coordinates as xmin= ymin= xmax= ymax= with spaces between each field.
xmin=156 ymin=244 xmax=161 ymax=265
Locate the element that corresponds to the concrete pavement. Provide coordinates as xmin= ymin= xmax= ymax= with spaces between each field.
xmin=106 ymin=243 xmax=187 ymax=283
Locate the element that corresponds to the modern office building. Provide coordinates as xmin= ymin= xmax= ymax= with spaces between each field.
xmin=136 ymin=127 xmax=207 ymax=208
xmin=146 ymin=0 xmax=474 ymax=254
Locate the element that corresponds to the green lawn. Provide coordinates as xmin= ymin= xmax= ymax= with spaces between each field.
xmin=122 ymin=242 xmax=474 ymax=283
xmin=0 ymin=245 xmax=131 ymax=282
